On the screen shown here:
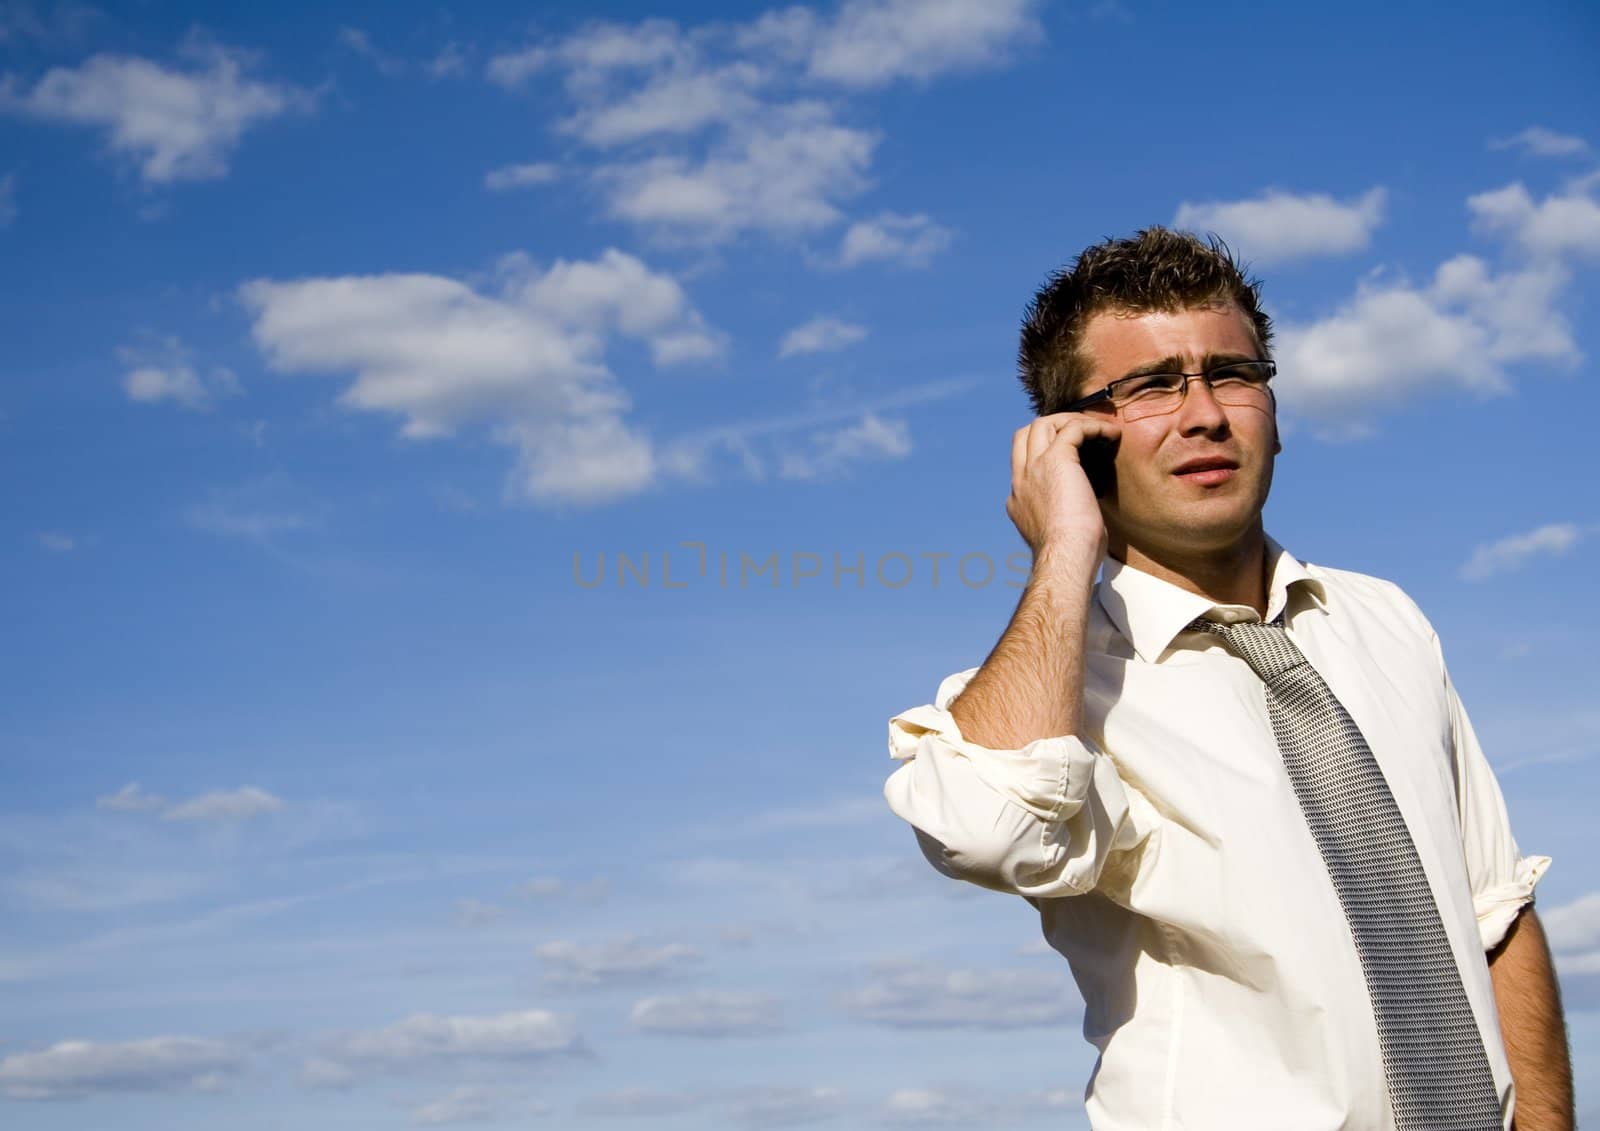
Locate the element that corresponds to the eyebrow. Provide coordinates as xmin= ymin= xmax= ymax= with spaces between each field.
xmin=1116 ymin=351 xmax=1259 ymax=382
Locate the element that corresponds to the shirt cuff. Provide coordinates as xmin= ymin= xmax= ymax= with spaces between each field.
xmin=887 ymin=670 xmax=1092 ymax=825
xmin=1474 ymin=854 xmax=1553 ymax=951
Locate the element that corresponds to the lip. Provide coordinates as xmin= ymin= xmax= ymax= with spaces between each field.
xmin=1171 ymin=456 xmax=1239 ymax=488
xmin=1171 ymin=456 xmax=1239 ymax=475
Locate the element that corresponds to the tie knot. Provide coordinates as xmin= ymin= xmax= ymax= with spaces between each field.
xmin=1187 ymin=614 xmax=1305 ymax=683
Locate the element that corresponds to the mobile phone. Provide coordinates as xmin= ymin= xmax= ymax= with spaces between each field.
xmin=1080 ymin=435 xmax=1118 ymax=498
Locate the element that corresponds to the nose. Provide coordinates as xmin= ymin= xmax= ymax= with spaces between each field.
xmin=1175 ymin=373 xmax=1230 ymax=436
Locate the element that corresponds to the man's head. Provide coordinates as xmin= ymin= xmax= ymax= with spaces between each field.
xmin=1019 ymin=229 xmax=1281 ymax=573
xmin=1018 ymin=227 xmax=1272 ymax=414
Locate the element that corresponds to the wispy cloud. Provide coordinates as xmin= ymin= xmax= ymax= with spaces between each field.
xmin=1460 ymin=522 xmax=1582 ymax=581
xmin=94 ymin=782 xmax=286 ymax=823
xmin=321 ymin=1009 xmax=584 ymax=1073
xmin=630 ymin=991 xmax=783 ymax=1037
xmin=777 ymin=412 xmax=911 ymax=480
xmin=881 ymin=1085 xmax=1081 ymax=1127
xmin=778 ymin=315 xmax=867 ymax=358
xmin=1489 ymin=126 xmax=1590 ymax=158
xmin=484 ymin=161 xmax=560 ymax=190
xmin=34 ymin=530 xmax=77 ymax=552
xmin=0 ymin=38 xmax=315 ymax=183
xmin=96 ymin=781 xmax=166 ymax=812
xmin=795 ymin=0 xmax=1043 ymax=88
xmin=537 ymin=935 xmax=702 ymax=987
xmin=0 ymin=1035 xmax=243 ymax=1100
xmin=1174 ymin=187 xmax=1386 ymax=264
xmin=119 ymin=335 xmax=240 ymax=411
xmin=411 ymin=1084 xmax=498 ymax=1126
xmin=163 ymin=786 xmax=284 ymax=823
xmin=336 ymin=27 xmax=405 ymax=77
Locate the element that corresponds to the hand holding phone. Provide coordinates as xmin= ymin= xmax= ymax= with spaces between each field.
xmin=1079 ymin=434 xmax=1118 ymax=498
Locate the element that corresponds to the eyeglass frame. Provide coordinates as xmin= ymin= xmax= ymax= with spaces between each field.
xmin=1063 ymin=359 xmax=1278 ymax=416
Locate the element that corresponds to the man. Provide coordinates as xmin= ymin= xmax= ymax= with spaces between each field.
xmin=882 ymin=229 xmax=1573 ymax=1129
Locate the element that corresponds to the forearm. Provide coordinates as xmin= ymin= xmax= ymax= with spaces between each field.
xmin=948 ymin=540 xmax=1101 ymax=747
xmin=1488 ymin=906 xmax=1574 ymax=1130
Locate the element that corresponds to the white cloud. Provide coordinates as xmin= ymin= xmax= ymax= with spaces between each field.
xmin=488 ymin=19 xmax=686 ymax=88
xmin=412 ymin=1084 xmax=497 ymax=1125
xmin=240 ymin=249 xmax=723 ymax=506
xmin=1467 ymin=179 xmax=1600 ymax=260
xmin=839 ymin=959 xmax=1079 ymax=1028
xmin=630 ymin=991 xmax=782 ymax=1037
xmin=1460 ymin=522 xmax=1582 ymax=581
xmin=0 ymin=170 xmax=15 ymax=225
xmin=599 ymin=109 xmax=878 ymax=244
xmin=1173 ymin=187 xmax=1386 ymax=264
xmin=777 ymin=412 xmax=911 ymax=480
xmin=96 ymin=781 xmax=166 ymax=812
xmin=537 ymin=936 xmax=701 ymax=987
xmin=326 ymin=1009 xmax=582 ymax=1067
xmin=484 ymin=161 xmax=560 ymax=191
xmin=803 ymin=0 xmax=1042 ymax=88
xmin=35 ymin=530 xmax=77 ymax=552
xmin=1545 ymin=892 xmax=1600 ymax=954
xmin=119 ymin=335 xmax=241 ymax=411
xmin=1273 ymin=254 xmax=1577 ymax=430
xmin=561 ymin=61 xmax=767 ymax=148
xmin=162 ymin=786 xmax=284 ymax=823
xmin=0 ymin=41 xmax=314 ymax=183
xmin=0 ymin=1036 xmax=242 ymax=1100
xmin=488 ymin=12 xmax=994 ymax=250
xmin=1489 ymin=126 xmax=1590 ymax=158
xmin=836 ymin=211 xmax=952 ymax=267
xmin=779 ymin=315 xmax=867 ymax=358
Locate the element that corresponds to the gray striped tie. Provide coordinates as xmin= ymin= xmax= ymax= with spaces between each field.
xmin=1189 ymin=615 xmax=1501 ymax=1130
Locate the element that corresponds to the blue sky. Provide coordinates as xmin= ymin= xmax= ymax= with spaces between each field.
xmin=2 ymin=0 xmax=1597 ymax=1126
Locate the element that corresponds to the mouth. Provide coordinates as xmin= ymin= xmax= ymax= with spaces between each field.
xmin=1171 ymin=456 xmax=1239 ymax=487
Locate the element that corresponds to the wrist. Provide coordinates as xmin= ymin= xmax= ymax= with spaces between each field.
xmin=1029 ymin=538 xmax=1104 ymax=594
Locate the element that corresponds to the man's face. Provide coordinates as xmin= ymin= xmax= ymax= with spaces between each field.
xmin=1077 ymin=302 xmax=1279 ymax=562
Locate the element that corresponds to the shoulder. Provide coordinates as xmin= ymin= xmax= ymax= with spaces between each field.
xmin=1300 ymin=560 xmax=1436 ymax=639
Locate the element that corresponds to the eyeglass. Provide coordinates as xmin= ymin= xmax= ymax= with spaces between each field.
xmin=1065 ymin=360 xmax=1277 ymax=422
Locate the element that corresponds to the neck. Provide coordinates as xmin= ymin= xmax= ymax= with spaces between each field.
xmin=1109 ymin=523 xmax=1270 ymax=614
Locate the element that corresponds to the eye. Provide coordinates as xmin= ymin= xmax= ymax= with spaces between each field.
xmin=1122 ymin=373 xmax=1183 ymax=398
xmin=1209 ymin=363 xmax=1267 ymax=386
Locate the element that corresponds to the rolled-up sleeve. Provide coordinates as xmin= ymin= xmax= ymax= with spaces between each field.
xmin=882 ymin=667 xmax=1157 ymax=900
xmin=1435 ymin=641 xmax=1553 ymax=951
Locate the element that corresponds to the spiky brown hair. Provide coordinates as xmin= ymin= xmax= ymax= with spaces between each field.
xmin=1017 ymin=227 xmax=1273 ymax=415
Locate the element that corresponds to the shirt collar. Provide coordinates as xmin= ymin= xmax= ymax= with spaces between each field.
xmin=1096 ymin=535 xmax=1328 ymax=662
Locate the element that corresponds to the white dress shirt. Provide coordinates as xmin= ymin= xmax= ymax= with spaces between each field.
xmin=883 ymin=538 xmax=1549 ymax=1130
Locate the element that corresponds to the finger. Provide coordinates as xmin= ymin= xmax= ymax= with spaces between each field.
xmin=1047 ymin=416 xmax=1121 ymax=461
xmin=1026 ymin=417 xmax=1064 ymax=465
